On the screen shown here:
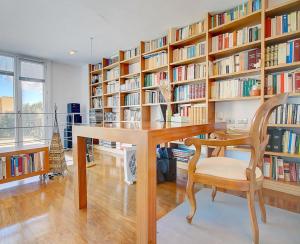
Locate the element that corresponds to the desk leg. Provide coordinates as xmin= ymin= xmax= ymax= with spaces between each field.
xmin=74 ymin=136 xmax=87 ymax=209
xmin=136 ymin=137 xmax=157 ymax=244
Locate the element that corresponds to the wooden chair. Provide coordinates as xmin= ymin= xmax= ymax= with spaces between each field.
xmin=184 ymin=93 xmax=288 ymax=244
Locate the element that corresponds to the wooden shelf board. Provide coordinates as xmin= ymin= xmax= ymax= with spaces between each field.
xmin=142 ymin=65 xmax=168 ymax=73
xmin=104 ymin=106 xmax=120 ymax=109
xmin=142 ymin=103 xmax=167 ymax=107
xmin=103 ymin=78 xmax=120 ymax=83
xmin=268 ymin=124 xmax=300 ymax=128
xmin=263 ymin=179 xmax=300 ymax=196
xmin=90 ymin=69 xmax=102 ymax=75
xmin=170 ymin=55 xmax=206 ymax=66
xmin=170 ymin=32 xmax=206 ymax=47
xmin=142 ymin=85 xmax=160 ymax=90
xmin=120 ymin=72 xmax=140 ymax=79
xmin=120 ymin=55 xmax=140 ymax=64
xmin=265 ymin=30 xmax=300 ymax=45
xmin=264 ymin=151 xmax=300 ymax=158
xmin=209 ymin=40 xmax=261 ymax=58
xmin=90 ymin=82 xmax=102 ymax=87
xmin=142 ymin=45 xmax=168 ymax=57
xmin=103 ymin=62 xmax=119 ymax=70
xmin=121 ymin=105 xmax=141 ymax=108
xmin=264 ymin=93 xmax=300 ymax=98
xmin=171 ymin=78 xmax=206 ymax=86
xmin=265 ymin=62 xmax=300 ymax=73
xmin=104 ymin=91 xmax=119 ymax=96
xmin=209 ymin=68 xmax=261 ymax=80
xmin=171 ymin=98 xmax=206 ymax=104
xmin=90 ymin=107 xmax=103 ymax=110
xmin=120 ymin=88 xmax=140 ymax=93
xmin=265 ymin=0 xmax=300 ymax=16
xmin=0 ymin=145 xmax=48 ymax=156
xmin=0 ymin=170 xmax=48 ymax=184
xmin=91 ymin=95 xmax=102 ymax=98
xmin=209 ymin=96 xmax=261 ymax=102
xmin=209 ymin=10 xmax=261 ymax=34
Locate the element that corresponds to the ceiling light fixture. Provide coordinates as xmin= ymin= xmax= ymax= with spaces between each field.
xmin=69 ymin=50 xmax=77 ymax=55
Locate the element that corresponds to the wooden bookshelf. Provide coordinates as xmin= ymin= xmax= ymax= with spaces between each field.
xmin=87 ymin=0 xmax=300 ymax=196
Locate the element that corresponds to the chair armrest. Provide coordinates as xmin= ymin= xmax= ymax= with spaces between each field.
xmin=213 ymin=130 xmax=249 ymax=140
xmin=185 ymin=136 xmax=252 ymax=148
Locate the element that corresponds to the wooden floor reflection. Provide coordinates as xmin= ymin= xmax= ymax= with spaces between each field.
xmin=0 ymin=151 xmax=299 ymax=244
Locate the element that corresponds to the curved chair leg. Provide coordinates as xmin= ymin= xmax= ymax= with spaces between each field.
xmin=247 ymin=191 xmax=259 ymax=244
xmin=186 ymin=178 xmax=196 ymax=224
xmin=211 ymin=186 xmax=217 ymax=201
xmin=257 ymin=189 xmax=266 ymax=223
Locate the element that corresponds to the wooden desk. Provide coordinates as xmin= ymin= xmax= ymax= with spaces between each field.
xmin=73 ymin=121 xmax=225 ymax=244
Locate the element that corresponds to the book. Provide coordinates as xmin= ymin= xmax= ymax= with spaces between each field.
xmin=263 ymin=156 xmax=271 ymax=178
xmin=120 ymin=77 xmax=140 ymax=92
xmin=124 ymin=92 xmax=140 ymax=106
xmin=174 ymin=82 xmax=206 ymax=101
xmin=172 ymin=41 xmax=206 ymax=62
xmin=144 ymin=51 xmax=168 ymax=70
xmin=173 ymin=63 xmax=206 ymax=82
xmin=144 ymin=35 xmax=168 ymax=53
xmin=144 ymin=71 xmax=168 ymax=87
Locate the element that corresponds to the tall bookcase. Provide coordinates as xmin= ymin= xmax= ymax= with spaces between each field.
xmin=88 ymin=0 xmax=300 ymax=196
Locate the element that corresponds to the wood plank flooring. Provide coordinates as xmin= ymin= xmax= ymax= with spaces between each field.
xmin=0 ymin=151 xmax=299 ymax=243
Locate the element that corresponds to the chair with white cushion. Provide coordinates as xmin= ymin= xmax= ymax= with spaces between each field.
xmin=184 ymin=93 xmax=288 ymax=244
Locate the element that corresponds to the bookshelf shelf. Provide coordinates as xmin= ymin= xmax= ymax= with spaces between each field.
xmin=142 ymin=65 xmax=168 ymax=73
xmin=90 ymin=69 xmax=102 ymax=75
xmin=264 ymin=93 xmax=300 ymax=98
xmin=265 ymin=0 xmax=300 ymax=16
xmin=170 ymin=55 xmax=206 ymax=66
xmin=265 ymin=61 xmax=300 ymax=73
xmin=103 ymin=78 xmax=120 ymax=83
xmin=120 ymin=88 xmax=140 ymax=93
xmin=142 ymin=103 xmax=167 ymax=106
xmin=265 ymin=30 xmax=300 ymax=45
xmin=170 ymin=32 xmax=206 ymax=47
xmin=120 ymin=72 xmax=140 ymax=79
xmin=171 ymin=98 xmax=206 ymax=104
xmin=142 ymin=45 xmax=168 ymax=56
xmin=171 ymin=78 xmax=206 ymax=86
xmin=120 ymin=55 xmax=140 ymax=64
xmin=209 ymin=96 xmax=261 ymax=102
xmin=90 ymin=82 xmax=102 ymax=87
xmin=209 ymin=40 xmax=261 ymax=58
xmin=121 ymin=105 xmax=141 ymax=108
xmin=263 ymin=179 xmax=300 ymax=196
xmin=91 ymin=95 xmax=102 ymax=98
xmin=209 ymin=10 xmax=261 ymax=34
xmin=264 ymin=151 xmax=300 ymax=158
xmin=268 ymin=124 xmax=300 ymax=128
xmin=209 ymin=68 xmax=261 ymax=80
xmin=142 ymin=85 xmax=160 ymax=90
xmin=103 ymin=62 xmax=119 ymax=70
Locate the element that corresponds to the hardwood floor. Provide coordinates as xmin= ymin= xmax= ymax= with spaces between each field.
xmin=0 ymin=151 xmax=299 ymax=244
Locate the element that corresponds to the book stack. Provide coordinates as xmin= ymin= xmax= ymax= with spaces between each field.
xmin=124 ymin=92 xmax=140 ymax=106
xmin=9 ymin=152 xmax=45 ymax=177
xmin=106 ymin=80 xmax=119 ymax=94
xmin=177 ymin=104 xmax=191 ymax=117
xmin=173 ymin=63 xmax=206 ymax=82
xmin=145 ymin=90 xmax=166 ymax=104
xmin=92 ymin=63 xmax=102 ymax=71
xmin=92 ymin=97 xmax=102 ymax=109
xmin=169 ymin=20 xmax=206 ymax=42
xmin=211 ymin=24 xmax=261 ymax=52
xmin=210 ymin=48 xmax=261 ymax=76
xmin=144 ymin=51 xmax=168 ymax=70
xmin=267 ymin=128 xmax=300 ymax=154
xmin=211 ymin=78 xmax=260 ymax=99
xmin=104 ymin=110 xmax=119 ymax=122
xmin=124 ymin=108 xmax=141 ymax=121
xmin=265 ymin=70 xmax=300 ymax=95
xmin=106 ymin=67 xmax=120 ymax=80
xmin=120 ymin=77 xmax=140 ymax=91
xmin=107 ymin=55 xmax=119 ymax=65
xmin=172 ymin=41 xmax=206 ymax=62
xmin=144 ymin=71 xmax=168 ymax=87
xmin=124 ymin=46 xmax=140 ymax=60
xmin=128 ymin=62 xmax=140 ymax=74
xmin=171 ymin=146 xmax=195 ymax=163
xmin=189 ymin=103 xmax=207 ymax=124
xmin=89 ymin=109 xmax=103 ymax=124
xmin=263 ymin=156 xmax=300 ymax=182
xmin=265 ymin=11 xmax=300 ymax=38
xmin=92 ymin=86 xmax=102 ymax=97
xmin=210 ymin=0 xmax=261 ymax=28
xmin=91 ymin=74 xmax=102 ymax=84
xmin=269 ymin=104 xmax=300 ymax=125
xmin=144 ymin=35 xmax=168 ymax=53
xmin=107 ymin=95 xmax=119 ymax=107
xmin=174 ymin=82 xmax=206 ymax=101
xmin=0 ymin=157 xmax=6 ymax=179
xmin=265 ymin=39 xmax=300 ymax=67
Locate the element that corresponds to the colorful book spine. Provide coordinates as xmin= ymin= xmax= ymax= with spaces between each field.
xmin=173 ymin=63 xmax=206 ymax=82
xmin=172 ymin=41 xmax=206 ymax=62
xmin=144 ymin=71 xmax=168 ymax=87
xmin=174 ymin=82 xmax=206 ymax=101
xmin=124 ymin=93 xmax=140 ymax=106
xmin=144 ymin=35 xmax=168 ymax=53
xmin=144 ymin=51 xmax=168 ymax=70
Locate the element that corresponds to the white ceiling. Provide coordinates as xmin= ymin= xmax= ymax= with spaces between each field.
xmin=0 ymin=0 xmax=242 ymax=65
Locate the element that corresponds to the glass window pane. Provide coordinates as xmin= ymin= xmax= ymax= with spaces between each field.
xmin=21 ymin=81 xmax=45 ymax=145
xmin=0 ymin=74 xmax=15 ymax=147
xmin=0 ymin=55 xmax=14 ymax=73
xmin=20 ymin=60 xmax=44 ymax=80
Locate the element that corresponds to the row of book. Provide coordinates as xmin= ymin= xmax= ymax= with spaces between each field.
xmin=123 ymin=108 xmax=141 ymax=122
xmin=124 ymin=93 xmax=140 ymax=106
xmin=91 ymin=86 xmax=102 ymax=97
xmin=169 ymin=20 xmax=206 ymax=43
xmin=144 ymin=51 xmax=168 ymax=70
xmin=210 ymin=48 xmax=261 ymax=76
xmin=120 ymin=77 xmax=140 ymax=91
xmin=174 ymin=83 xmax=206 ymax=101
xmin=106 ymin=67 xmax=120 ymax=81
xmin=269 ymin=104 xmax=300 ymax=125
xmin=210 ymin=0 xmax=261 ymax=28
xmin=128 ymin=62 xmax=140 ymax=74
xmin=173 ymin=63 xmax=206 ymax=82
xmin=265 ymin=70 xmax=300 ymax=95
xmin=265 ymin=11 xmax=300 ymax=38
xmin=92 ymin=97 xmax=102 ymax=109
xmin=267 ymin=128 xmax=300 ymax=154
xmin=263 ymin=156 xmax=299 ymax=182
xmin=210 ymin=78 xmax=260 ymax=99
xmin=144 ymin=90 xmax=165 ymax=104
xmin=106 ymin=80 xmax=119 ymax=94
xmin=91 ymin=63 xmax=102 ymax=71
xmin=172 ymin=41 xmax=206 ymax=63
xmin=211 ymin=24 xmax=261 ymax=53
xmin=171 ymin=146 xmax=195 ymax=163
xmin=0 ymin=157 xmax=6 ymax=179
xmin=107 ymin=95 xmax=119 ymax=107
xmin=124 ymin=46 xmax=140 ymax=60
xmin=91 ymin=74 xmax=102 ymax=84
xmin=89 ymin=109 xmax=103 ymax=124
xmin=189 ymin=104 xmax=207 ymax=124
xmin=144 ymin=35 xmax=168 ymax=53
xmin=144 ymin=71 xmax=168 ymax=87
xmin=104 ymin=110 xmax=119 ymax=122
xmin=106 ymin=55 xmax=119 ymax=66
xmin=265 ymin=39 xmax=300 ymax=67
